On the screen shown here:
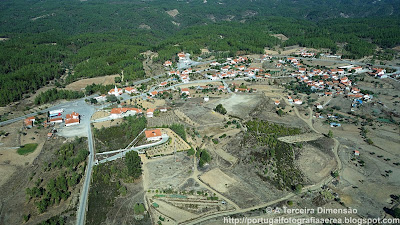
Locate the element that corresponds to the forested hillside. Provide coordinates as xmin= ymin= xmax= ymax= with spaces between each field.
xmin=0 ymin=0 xmax=400 ymax=106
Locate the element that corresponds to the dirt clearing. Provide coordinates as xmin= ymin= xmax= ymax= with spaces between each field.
xmin=166 ymin=9 xmax=179 ymax=17
xmin=278 ymin=133 xmax=324 ymax=143
xmin=200 ymin=168 xmax=237 ymax=193
xmin=212 ymin=93 xmax=263 ymax=118
xmin=65 ymin=75 xmax=119 ymax=91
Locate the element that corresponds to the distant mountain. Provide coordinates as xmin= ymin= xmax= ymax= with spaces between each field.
xmin=1 ymin=0 xmax=399 ymax=35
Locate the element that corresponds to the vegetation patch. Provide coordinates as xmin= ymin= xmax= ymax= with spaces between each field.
xmin=94 ymin=115 xmax=147 ymax=152
xmin=196 ymin=148 xmax=212 ymax=167
xmin=17 ymin=143 xmax=38 ymax=155
xmin=214 ymin=104 xmax=227 ymax=115
xmin=160 ymin=123 xmax=187 ymax=141
xmin=25 ymin=138 xmax=88 ymax=214
xmin=87 ymin=152 xmax=142 ymax=224
xmin=34 ymin=88 xmax=84 ymax=105
xmin=242 ymin=120 xmax=303 ymax=191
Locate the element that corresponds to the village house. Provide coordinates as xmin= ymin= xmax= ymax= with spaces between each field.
xmin=210 ymin=61 xmax=220 ymax=66
xmin=94 ymin=94 xmax=107 ymax=102
xmin=24 ymin=116 xmax=36 ymax=128
xmin=159 ymin=107 xmax=168 ymax=112
xmin=110 ymin=108 xmax=142 ymax=119
xmin=147 ymin=108 xmax=155 ymax=118
xmin=164 ymin=60 xmax=172 ymax=67
xmin=145 ymin=129 xmax=162 ymax=141
xmin=65 ymin=118 xmax=79 ymax=127
xmin=124 ymin=87 xmax=137 ymax=94
xmin=49 ymin=117 xmax=63 ymax=124
xmin=177 ymin=52 xmax=186 ymax=60
xmin=294 ymin=99 xmax=303 ymax=105
xmin=150 ymin=91 xmax=158 ymax=97
xmin=181 ymin=88 xmax=190 ymax=96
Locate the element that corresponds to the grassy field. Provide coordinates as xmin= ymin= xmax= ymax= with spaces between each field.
xmin=17 ymin=143 xmax=38 ymax=155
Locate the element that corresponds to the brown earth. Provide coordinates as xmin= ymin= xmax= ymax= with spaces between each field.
xmin=65 ymin=74 xmax=119 ymax=91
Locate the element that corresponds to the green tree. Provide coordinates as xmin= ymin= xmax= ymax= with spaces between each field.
xmin=214 ymin=104 xmax=227 ymax=115
xmin=187 ymin=148 xmax=195 ymax=156
xmin=125 ymin=151 xmax=142 ymax=179
xmin=277 ymin=109 xmax=284 ymax=117
xmin=328 ymin=130 xmax=333 ymax=138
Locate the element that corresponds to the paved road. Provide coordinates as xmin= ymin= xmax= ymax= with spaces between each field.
xmin=97 ymin=134 xmax=169 ymax=164
xmin=76 ymin=116 xmax=95 ymax=225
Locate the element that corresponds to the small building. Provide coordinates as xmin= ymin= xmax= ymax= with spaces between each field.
xmin=147 ymin=108 xmax=154 ymax=118
xmin=354 ymin=150 xmax=360 ymax=156
xmin=294 ymin=99 xmax=302 ymax=105
xmin=150 ymin=91 xmax=158 ymax=97
xmin=94 ymin=94 xmax=107 ymax=102
xmin=330 ymin=122 xmax=341 ymax=128
xmin=177 ymin=53 xmax=186 ymax=60
xmin=164 ymin=60 xmax=172 ymax=67
xmin=124 ymin=87 xmax=137 ymax=94
xmin=24 ymin=116 xmax=36 ymax=128
xmin=274 ymin=100 xmax=280 ymax=106
xmin=159 ymin=107 xmax=167 ymax=112
xmin=159 ymin=81 xmax=168 ymax=87
xmin=204 ymin=96 xmax=210 ymax=102
xmin=49 ymin=117 xmax=63 ymax=124
xmin=65 ymin=118 xmax=79 ymax=127
xmin=66 ymin=112 xmax=79 ymax=120
xmin=145 ymin=129 xmax=162 ymax=141
xmin=181 ymin=88 xmax=190 ymax=96
xmin=110 ymin=108 xmax=142 ymax=119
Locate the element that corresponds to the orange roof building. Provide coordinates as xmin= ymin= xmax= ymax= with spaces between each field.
xmin=145 ymin=129 xmax=162 ymax=141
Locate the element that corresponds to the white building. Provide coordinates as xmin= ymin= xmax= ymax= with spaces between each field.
xmin=145 ymin=129 xmax=162 ymax=141
xmin=108 ymin=85 xmax=123 ymax=96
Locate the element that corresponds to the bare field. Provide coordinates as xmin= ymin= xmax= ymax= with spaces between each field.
xmin=0 ymin=121 xmax=49 ymax=186
xmin=200 ymin=168 xmax=237 ymax=193
xmin=65 ymin=74 xmax=119 ymax=91
xmin=152 ymin=199 xmax=196 ymax=223
xmin=91 ymin=111 xmax=109 ymax=120
xmin=211 ymin=93 xmax=263 ymax=119
xmin=142 ymin=153 xmax=193 ymax=190
xmin=278 ymin=133 xmax=324 ymax=143
xmin=297 ymin=141 xmax=337 ymax=184
xmin=92 ymin=118 xmax=124 ymax=129
xmin=313 ymin=116 xmax=400 ymax=218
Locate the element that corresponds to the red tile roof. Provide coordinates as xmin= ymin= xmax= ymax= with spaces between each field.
xmin=145 ymin=129 xmax=162 ymax=138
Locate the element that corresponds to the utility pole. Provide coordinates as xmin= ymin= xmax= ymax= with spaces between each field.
xmin=174 ymin=140 xmax=177 ymax=162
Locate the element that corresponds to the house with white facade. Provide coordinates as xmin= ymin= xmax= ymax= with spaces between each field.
xmin=145 ymin=129 xmax=162 ymax=141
